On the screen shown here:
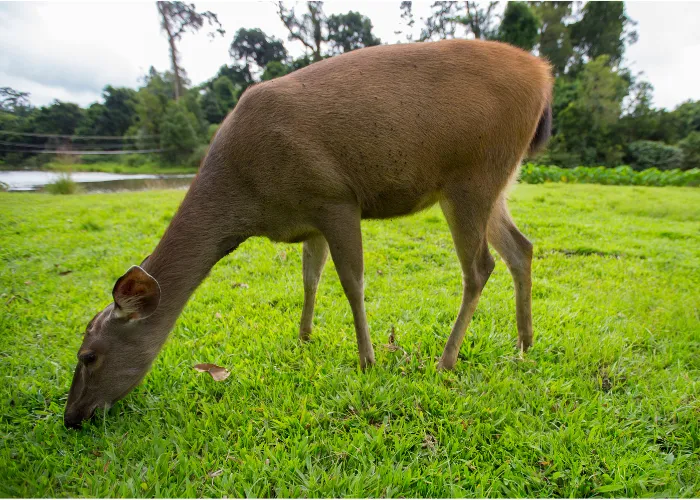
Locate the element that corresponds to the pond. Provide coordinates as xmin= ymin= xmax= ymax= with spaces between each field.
xmin=0 ymin=170 xmax=195 ymax=192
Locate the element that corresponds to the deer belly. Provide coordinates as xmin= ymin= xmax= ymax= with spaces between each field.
xmin=361 ymin=189 xmax=440 ymax=219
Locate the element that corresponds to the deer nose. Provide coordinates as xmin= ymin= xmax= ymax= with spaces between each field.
xmin=64 ymin=409 xmax=84 ymax=429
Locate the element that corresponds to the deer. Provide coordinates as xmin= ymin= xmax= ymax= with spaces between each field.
xmin=64 ymin=39 xmax=553 ymax=429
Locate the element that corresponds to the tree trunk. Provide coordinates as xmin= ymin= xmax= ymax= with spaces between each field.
xmin=157 ymin=3 xmax=183 ymax=100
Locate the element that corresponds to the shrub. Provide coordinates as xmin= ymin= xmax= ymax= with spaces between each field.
xmin=122 ymin=154 xmax=148 ymax=167
xmin=678 ymin=131 xmax=700 ymax=170
xmin=44 ymin=173 xmax=82 ymax=194
xmin=519 ymin=163 xmax=699 ymax=187
xmin=628 ymin=140 xmax=683 ymax=171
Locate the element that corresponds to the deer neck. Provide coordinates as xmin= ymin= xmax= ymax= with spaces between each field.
xmin=139 ymin=183 xmax=245 ymax=335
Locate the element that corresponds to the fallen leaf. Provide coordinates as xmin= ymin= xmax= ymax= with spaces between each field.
xmin=382 ymin=325 xmax=402 ymax=352
xmin=422 ymin=434 xmax=437 ymax=450
xmin=232 ymin=283 xmax=249 ymax=289
xmin=194 ymin=363 xmax=230 ymax=381
xmin=103 ymin=460 xmax=110 ymax=473
xmin=58 ymin=270 xmax=72 ymax=276
xmin=278 ymin=251 xmax=287 ymax=261
xmin=208 ymin=469 xmax=223 ymax=478
xmin=24 ymin=280 xmax=32 ymax=285
xmin=215 ymin=312 xmax=222 ymax=319
xmin=377 ymin=269 xmax=383 ymax=275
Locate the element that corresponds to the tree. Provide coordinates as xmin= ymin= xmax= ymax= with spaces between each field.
xmin=326 ymin=12 xmax=381 ymax=54
xmin=277 ymin=1 xmax=325 ymax=62
xmin=277 ymin=1 xmax=380 ymax=60
xmin=212 ymin=76 xmax=237 ymax=114
xmin=127 ymin=68 xmax=173 ymax=145
xmin=551 ymin=55 xmax=630 ymax=166
xmin=678 ymin=132 xmax=700 ymax=170
xmin=420 ymin=1 xmax=463 ymax=41
xmin=532 ymin=1 xmax=574 ymax=76
xmin=570 ymin=1 xmax=637 ymax=69
xmin=261 ymin=61 xmax=290 ymax=81
xmin=461 ymin=1 xmax=500 ymax=40
xmin=30 ymin=101 xmax=84 ymax=135
xmin=229 ymin=28 xmax=287 ymax=71
xmin=200 ymin=89 xmax=225 ymax=124
xmin=156 ymin=2 xmax=225 ymax=100
xmin=420 ymin=1 xmax=499 ymax=42
xmin=0 ymin=87 xmax=31 ymax=114
xmin=498 ymin=2 xmax=539 ymax=51
xmin=160 ymin=100 xmax=200 ymax=163
xmin=398 ymin=1 xmax=415 ymax=42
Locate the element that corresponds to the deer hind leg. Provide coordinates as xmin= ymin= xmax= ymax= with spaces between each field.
xmin=487 ymin=197 xmax=534 ymax=352
xmin=299 ymin=234 xmax=329 ymax=341
xmin=437 ymin=188 xmax=496 ymax=370
xmin=316 ymin=206 xmax=375 ymax=369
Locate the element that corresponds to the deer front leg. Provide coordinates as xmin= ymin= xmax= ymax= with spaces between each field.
xmin=317 ymin=206 xmax=375 ymax=369
xmin=299 ymin=234 xmax=329 ymax=341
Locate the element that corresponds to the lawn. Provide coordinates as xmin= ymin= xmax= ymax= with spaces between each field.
xmin=0 ymin=184 xmax=698 ymax=497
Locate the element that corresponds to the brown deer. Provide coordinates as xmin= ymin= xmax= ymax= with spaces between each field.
xmin=64 ymin=39 xmax=552 ymax=428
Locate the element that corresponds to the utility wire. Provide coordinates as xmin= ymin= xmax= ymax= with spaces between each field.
xmin=0 ymin=148 xmax=163 ymax=155
xmin=0 ymin=130 xmax=159 ymax=140
xmin=0 ymin=139 xmax=160 ymax=150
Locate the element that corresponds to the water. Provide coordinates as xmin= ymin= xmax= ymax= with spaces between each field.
xmin=0 ymin=170 xmax=195 ymax=192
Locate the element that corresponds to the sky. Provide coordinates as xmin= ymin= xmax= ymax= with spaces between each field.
xmin=1 ymin=1 xmax=699 ymax=111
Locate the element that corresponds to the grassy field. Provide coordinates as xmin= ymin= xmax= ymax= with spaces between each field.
xmin=1 ymin=184 xmax=698 ymax=497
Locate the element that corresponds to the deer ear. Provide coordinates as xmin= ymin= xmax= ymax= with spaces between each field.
xmin=111 ymin=266 xmax=161 ymax=320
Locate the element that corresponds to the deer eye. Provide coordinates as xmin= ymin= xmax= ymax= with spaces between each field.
xmin=79 ymin=351 xmax=97 ymax=365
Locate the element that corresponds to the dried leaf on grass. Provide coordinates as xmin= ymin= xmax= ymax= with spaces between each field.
xmin=194 ymin=363 xmax=230 ymax=381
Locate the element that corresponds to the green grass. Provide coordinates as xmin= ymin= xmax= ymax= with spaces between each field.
xmin=1 ymin=184 xmax=698 ymax=497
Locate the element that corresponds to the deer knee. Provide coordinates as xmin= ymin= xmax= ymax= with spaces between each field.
xmin=465 ymin=247 xmax=495 ymax=294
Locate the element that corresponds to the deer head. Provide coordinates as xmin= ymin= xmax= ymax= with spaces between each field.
xmin=64 ymin=265 xmax=163 ymax=429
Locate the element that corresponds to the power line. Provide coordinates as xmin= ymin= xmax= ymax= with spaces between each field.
xmin=0 ymin=148 xmax=163 ymax=155
xmin=0 ymin=139 xmax=160 ymax=150
xmin=0 ymin=130 xmax=159 ymax=140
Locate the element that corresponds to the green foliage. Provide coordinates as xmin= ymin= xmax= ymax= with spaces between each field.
xmin=43 ymin=173 xmax=81 ymax=194
xmin=230 ymin=28 xmax=287 ymax=69
xmin=532 ymin=2 xmax=573 ymax=75
xmin=678 ymin=131 xmax=700 ymax=170
xmin=200 ymin=89 xmax=226 ymax=125
xmin=212 ymin=76 xmax=238 ymax=115
xmin=207 ymin=123 xmax=220 ymax=142
xmin=29 ymin=101 xmax=84 ymax=135
xmin=326 ymin=11 xmax=381 ymax=54
xmin=261 ymin=60 xmax=290 ymax=81
xmin=159 ymin=101 xmax=200 ymax=164
xmin=553 ymin=56 xmax=630 ymax=166
xmin=628 ymin=141 xmax=683 ymax=171
xmin=1 ymin=185 xmax=699 ymax=496
xmin=498 ymin=2 xmax=540 ymax=51
xmin=519 ymin=163 xmax=699 ymax=187
xmin=570 ymin=1 xmax=636 ymax=69
xmin=188 ymin=143 xmax=209 ymax=167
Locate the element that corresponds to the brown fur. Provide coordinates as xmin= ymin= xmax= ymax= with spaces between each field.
xmin=65 ymin=39 xmax=553 ymax=428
